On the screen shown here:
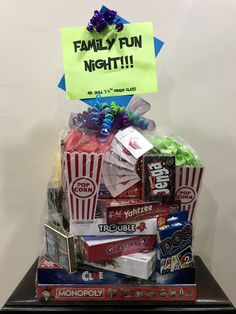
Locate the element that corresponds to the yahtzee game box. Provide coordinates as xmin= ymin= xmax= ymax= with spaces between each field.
xmin=36 ymin=5 xmax=204 ymax=302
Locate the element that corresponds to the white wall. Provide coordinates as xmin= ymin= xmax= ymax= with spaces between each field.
xmin=0 ymin=0 xmax=236 ymax=307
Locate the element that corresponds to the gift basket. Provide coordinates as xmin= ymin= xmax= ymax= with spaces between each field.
xmin=36 ymin=6 xmax=204 ymax=302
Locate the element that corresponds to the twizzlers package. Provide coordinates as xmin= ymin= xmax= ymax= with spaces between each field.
xmin=65 ymin=152 xmax=104 ymax=221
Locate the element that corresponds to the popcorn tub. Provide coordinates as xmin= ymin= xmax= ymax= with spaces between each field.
xmin=175 ymin=166 xmax=204 ymax=221
xmin=65 ymin=152 xmax=104 ymax=221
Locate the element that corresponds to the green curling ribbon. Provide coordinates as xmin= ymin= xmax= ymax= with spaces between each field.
xmin=146 ymin=135 xmax=201 ymax=167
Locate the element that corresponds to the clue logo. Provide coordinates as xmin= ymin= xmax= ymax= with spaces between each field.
xmin=71 ymin=177 xmax=97 ymax=199
xmin=176 ymin=187 xmax=196 ymax=205
xmin=82 ymin=271 xmax=104 ymax=282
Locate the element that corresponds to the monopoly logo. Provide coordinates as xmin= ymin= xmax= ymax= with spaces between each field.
xmin=148 ymin=162 xmax=170 ymax=196
xmin=176 ymin=187 xmax=196 ymax=204
xmin=71 ymin=177 xmax=97 ymax=199
xmin=82 ymin=271 xmax=103 ymax=282
xmin=107 ymin=238 xmax=146 ymax=255
xmin=56 ymin=287 xmax=104 ymax=298
xmin=98 ymin=222 xmax=147 ymax=233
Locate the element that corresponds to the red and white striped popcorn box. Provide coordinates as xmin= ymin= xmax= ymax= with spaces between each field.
xmin=175 ymin=166 xmax=204 ymax=221
xmin=65 ymin=152 xmax=104 ymax=222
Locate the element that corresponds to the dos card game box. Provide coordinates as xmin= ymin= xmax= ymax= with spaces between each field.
xmin=156 ymin=211 xmax=194 ymax=275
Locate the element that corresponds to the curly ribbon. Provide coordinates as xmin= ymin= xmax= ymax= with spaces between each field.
xmin=70 ymin=98 xmax=155 ymax=142
xmin=87 ymin=9 xmax=124 ymax=33
xmin=146 ymin=136 xmax=201 ymax=166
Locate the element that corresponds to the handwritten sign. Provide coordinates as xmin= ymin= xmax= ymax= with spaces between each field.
xmin=61 ymin=22 xmax=157 ymax=100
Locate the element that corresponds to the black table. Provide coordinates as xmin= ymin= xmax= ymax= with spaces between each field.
xmin=1 ymin=256 xmax=235 ymax=312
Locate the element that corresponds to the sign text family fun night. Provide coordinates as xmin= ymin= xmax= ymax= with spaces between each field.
xmin=61 ymin=22 xmax=157 ymax=99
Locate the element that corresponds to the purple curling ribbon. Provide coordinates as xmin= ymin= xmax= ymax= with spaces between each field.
xmin=87 ymin=9 xmax=124 ymax=33
xmin=104 ymin=9 xmax=117 ymax=24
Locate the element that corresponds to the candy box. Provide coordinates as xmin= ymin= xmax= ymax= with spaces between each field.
xmin=84 ymin=250 xmax=156 ymax=280
xmin=70 ymin=218 xmax=157 ymax=236
xmin=176 ymin=166 xmax=204 ymax=221
xmin=141 ymin=155 xmax=175 ymax=202
xmin=78 ymin=235 xmax=156 ymax=262
xmin=97 ymin=198 xmax=180 ymax=223
xmin=156 ymin=211 xmax=194 ymax=275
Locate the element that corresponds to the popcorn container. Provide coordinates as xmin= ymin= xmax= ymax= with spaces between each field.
xmin=175 ymin=166 xmax=204 ymax=221
xmin=65 ymin=152 xmax=104 ymax=221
